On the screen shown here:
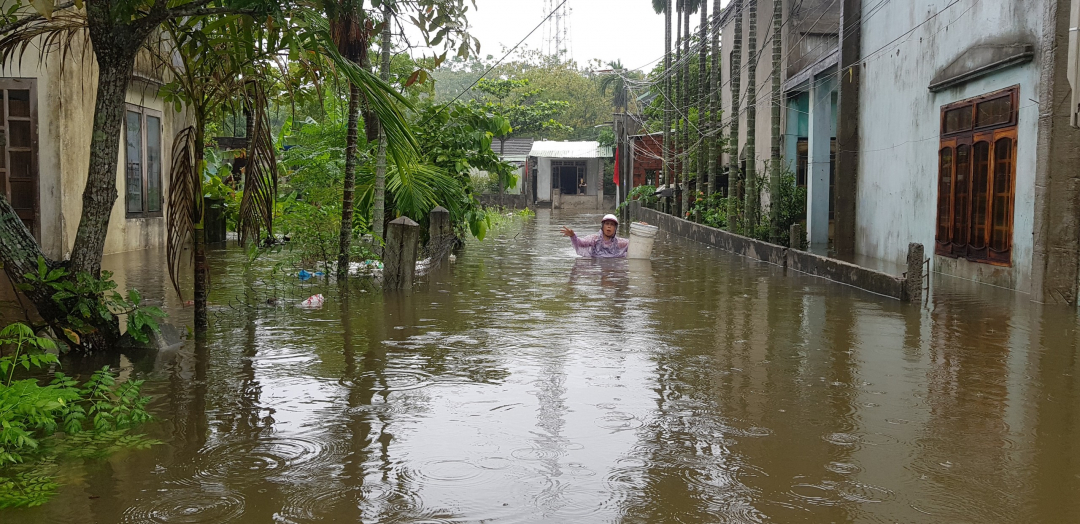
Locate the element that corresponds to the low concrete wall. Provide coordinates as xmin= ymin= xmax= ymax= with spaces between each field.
xmin=478 ymin=194 xmax=528 ymax=209
xmin=630 ymin=202 xmax=911 ymax=301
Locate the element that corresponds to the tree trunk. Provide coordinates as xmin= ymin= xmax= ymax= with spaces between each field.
xmin=681 ymin=5 xmax=691 ymax=219
xmin=729 ymin=0 xmax=743 ymax=228
xmin=708 ymin=0 xmax=721 ymax=197
xmin=193 ymin=117 xmax=208 ymax=330
xmin=68 ymin=52 xmax=138 ymax=276
xmin=769 ymin=0 xmax=783 ymax=240
xmin=698 ymin=1 xmax=708 ymax=202
xmin=674 ymin=3 xmax=682 ymax=217
xmin=744 ymin=0 xmax=758 ymax=228
xmin=663 ymin=0 xmax=672 ymax=198
xmin=372 ymin=3 xmax=391 ymax=245
xmin=337 ymin=83 xmax=361 ymax=279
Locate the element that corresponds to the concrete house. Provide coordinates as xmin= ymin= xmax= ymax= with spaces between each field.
xmin=529 ymin=140 xmax=613 ymax=210
xmin=491 ymin=137 xmax=533 ymax=195
xmin=716 ymin=0 xmax=1080 ymax=303
xmin=1 ymin=42 xmax=187 ymax=261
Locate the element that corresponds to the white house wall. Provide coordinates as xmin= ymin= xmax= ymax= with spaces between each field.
xmin=856 ymin=0 xmax=1043 ymax=292
xmin=537 ymin=157 xmax=552 ymax=201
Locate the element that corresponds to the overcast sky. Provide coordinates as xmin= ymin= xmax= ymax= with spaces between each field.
xmin=414 ymin=0 xmax=729 ymax=72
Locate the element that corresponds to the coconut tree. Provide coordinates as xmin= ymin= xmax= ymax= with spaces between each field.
xmin=599 ymin=60 xmax=630 ymax=112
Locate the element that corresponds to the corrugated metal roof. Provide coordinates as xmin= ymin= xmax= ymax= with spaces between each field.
xmin=490 ymin=138 xmax=534 ymax=158
xmin=529 ymin=140 xmax=613 ymax=159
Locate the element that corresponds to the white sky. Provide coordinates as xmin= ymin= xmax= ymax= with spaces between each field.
xmin=412 ymin=0 xmax=730 ymax=72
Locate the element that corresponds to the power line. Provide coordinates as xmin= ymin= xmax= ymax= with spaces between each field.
xmin=421 ymin=0 xmax=568 ymax=127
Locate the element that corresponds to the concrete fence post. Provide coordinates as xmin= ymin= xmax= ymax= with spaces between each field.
xmin=384 ymin=216 xmax=420 ymax=290
xmin=553 ymin=188 xmax=561 ymax=210
xmin=905 ymin=242 xmax=925 ymax=303
xmin=428 ymin=206 xmax=452 ymax=265
xmin=790 ymin=223 xmax=804 ymax=250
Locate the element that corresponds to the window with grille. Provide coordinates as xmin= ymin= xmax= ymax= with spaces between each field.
xmin=125 ymin=105 xmax=163 ymax=217
xmin=936 ymin=86 xmax=1018 ymax=265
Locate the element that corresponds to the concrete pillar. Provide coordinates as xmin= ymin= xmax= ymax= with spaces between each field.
xmin=905 ymin=242 xmax=924 ymax=303
xmin=553 ymin=188 xmax=561 ymax=210
xmin=807 ymin=74 xmax=833 ymax=248
xmin=790 ymin=223 xmax=804 ymax=250
xmin=428 ymin=206 xmax=451 ymax=265
xmin=384 ymin=216 xmax=419 ymax=289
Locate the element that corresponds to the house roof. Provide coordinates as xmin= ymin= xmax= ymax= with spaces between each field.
xmin=529 ymin=140 xmax=613 ymax=159
xmin=491 ymin=137 xmax=534 ymax=159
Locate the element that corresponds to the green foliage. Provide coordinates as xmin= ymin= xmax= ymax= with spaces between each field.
xmin=475 ymin=77 xmax=572 ymax=140
xmin=202 ymin=148 xmax=241 ymax=230
xmin=687 ymin=171 xmax=806 ymax=247
xmin=617 ymin=184 xmax=659 ymax=213
xmin=0 ymin=323 xmax=158 ymax=508
xmin=19 ymin=259 xmax=166 ymax=347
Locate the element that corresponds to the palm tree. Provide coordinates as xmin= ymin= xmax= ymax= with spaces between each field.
xmin=681 ymin=0 xmax=695 ymax=218
xmin=156 ymin=15 xmax=281 ymax=330
xmin=769 ymin=0 xmax=783 ymax=240
xmin=708 ymin=0 xmax=721 ymax=197
xmin=323 ymin=0 xmax=372 ymax=278
xmin=654 ymin=0 xmax=672 ymax=203
xmin=744 ymin=0 xmax=758 ymax=228
xmin=728 ymin=0 xmax=743 ymax=231
xmin=674 ymin=0 xmax=682 ymax=216
xmin=599 ymin=60 xmax=629 ymax=112
xmin=698 ymin=0 xmax=708 ymax=203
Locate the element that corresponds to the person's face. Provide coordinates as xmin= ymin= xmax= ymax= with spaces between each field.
xmin=602 ymin=220 xmax=617 ymax=238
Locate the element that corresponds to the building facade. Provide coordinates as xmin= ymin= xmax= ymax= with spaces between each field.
xmin=1 ymin=41 xmax=188 ymax=261
xmin=716 ymin=0 xmax=1080 ymax=302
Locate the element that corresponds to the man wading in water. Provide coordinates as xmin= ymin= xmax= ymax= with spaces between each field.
xmin=561 ymin=214 xmax=629 ymax=258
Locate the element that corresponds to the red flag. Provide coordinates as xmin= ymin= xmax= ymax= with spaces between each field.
xmin=613 ymin=146 xmax=620 ymax=186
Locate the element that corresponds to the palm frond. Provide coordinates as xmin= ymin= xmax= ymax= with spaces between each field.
xmin=0 ymin=8 xmax=90 ymax=75
xmin=166 ymin=126 xmax=199 ymax=300
xmin=297 ymin=8 xmax=418 ymax=167
xmin=238 ymin=81 xmax=278 ymax=245
xmin=355 ymin=162 xmax=466 ymax=224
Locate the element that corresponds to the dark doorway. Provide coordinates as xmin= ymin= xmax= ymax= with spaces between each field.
xmin=553 ymin=160 xmax=586 ymax=195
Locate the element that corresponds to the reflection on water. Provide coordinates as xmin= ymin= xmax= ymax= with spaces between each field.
xmin=5 ymin=209 xmax=1080 ymax=522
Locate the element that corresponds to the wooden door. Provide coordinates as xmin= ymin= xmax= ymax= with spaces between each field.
xmin=0 ymin=79 xmax=38 ymax=239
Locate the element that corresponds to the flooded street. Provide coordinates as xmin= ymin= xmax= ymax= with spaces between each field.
xmin=10 ymin=210 xmax=1080 ymax=523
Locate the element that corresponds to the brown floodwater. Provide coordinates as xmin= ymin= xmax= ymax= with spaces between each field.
xmin=6 ymin=209 xmax=1080 ymax=523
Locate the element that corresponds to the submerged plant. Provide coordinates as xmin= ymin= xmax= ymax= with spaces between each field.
xmin=0 ymin=323 xmax=158 ymax=508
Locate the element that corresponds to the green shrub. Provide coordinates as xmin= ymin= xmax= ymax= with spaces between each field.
xmin=0 ymin=323 xmax=158 ymax=508
xmin=19 ymin=258 xmax=166 ymax=348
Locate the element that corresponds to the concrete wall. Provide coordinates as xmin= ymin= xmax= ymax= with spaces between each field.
xmin=629 ymin=201 xmax=910 ymax=300
xmin=7 ymin=39 xmax=186 ymax=260
xmin=856 ymin=0 xmax=1044 ymax=292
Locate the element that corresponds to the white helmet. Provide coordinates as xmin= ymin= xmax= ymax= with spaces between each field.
xmin=602 ymin=214 xmax=619 ymax=226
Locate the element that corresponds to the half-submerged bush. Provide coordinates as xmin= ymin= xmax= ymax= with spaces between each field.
xmin=0 ymin=323 xmax=158 ymax=508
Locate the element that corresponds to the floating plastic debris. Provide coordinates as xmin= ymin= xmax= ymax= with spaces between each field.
xmin=298 ymin=294 xmax=324 ymax=309
xmin=298 ymin=269 xmax=313 ymax=281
